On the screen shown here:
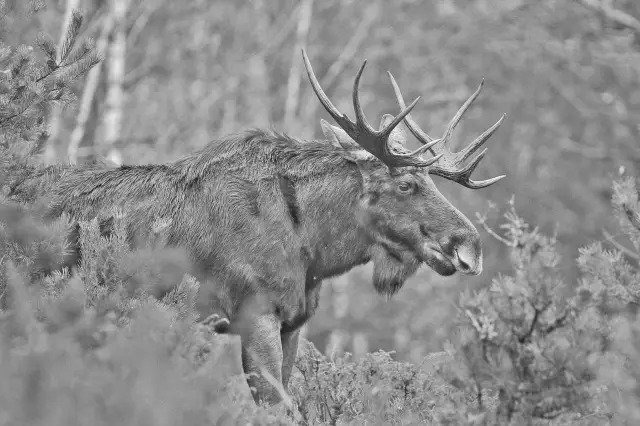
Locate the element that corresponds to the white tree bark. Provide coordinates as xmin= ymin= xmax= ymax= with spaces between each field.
xmin=245 ymin=0 xmax=270 ymax=128
xmin=283 ymin=0 xmax=313 ymax=131
xmin=102 ymin=0 xmax=129 ymax=166
xmin=67 ymin=14 xmax=114 ymax=164
xmin=575 ymin=0 xmax=640 ymax=33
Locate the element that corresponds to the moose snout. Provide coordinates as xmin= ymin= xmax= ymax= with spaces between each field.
xmin=439 ymin=233 xmax=483 ymax=275
xmin=453 ymin=245 xmax=483 ymax=275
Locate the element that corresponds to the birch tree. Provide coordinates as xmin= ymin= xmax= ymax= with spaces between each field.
xmin=102 ymin=0 xmax=129 ymax=166
xmin=67 ymin=13 xmax=112 ymax=164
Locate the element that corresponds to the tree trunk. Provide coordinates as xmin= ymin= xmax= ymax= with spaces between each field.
xmin=102 ymin=0 xmax=129 ymax=166
xmin=283 ymin=0 xmax=313 ymax=132
xmin=245 ymin=0 xmax=270 ymax=127
xmin=67 ymin=13 xmax=113 ymax=164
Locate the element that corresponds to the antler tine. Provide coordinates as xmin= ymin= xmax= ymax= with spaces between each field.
xmin=302 ymin=50 xmax=438 ymax=169
xmin=458 ymin=113 xmax=506 ymax=164
xmin=430 ymin=148 xmax=505 ymax=189
xmin=302 ymin=49 xmax=356 ymax=135
xmin=379 ymin=96 xmax=421 ymax=139
xmin=388 ymin=72 xmax=436 ymax=145
xmin=352 ymin=62 xmax=422 ymax=141
xmin=388 ymin=72 xmax=506 ymax=189
xmin=352 ymin=61 xmax=377 ymax=134
xmin=442 ymin=79 xmax=484 ymax=146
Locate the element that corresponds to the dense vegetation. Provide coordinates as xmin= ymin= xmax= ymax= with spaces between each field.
xmin=3 ymin=1 xmax=640 ymax=424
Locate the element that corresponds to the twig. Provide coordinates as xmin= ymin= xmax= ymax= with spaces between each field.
xmin=127 ymin=2 xmax=158 ymax=48
xmin=546 ymin=72 xmax=595 ymax=119
xmin=574 ymin=0 xmax=640 ymax=34
xmin=518 ymin=302 xmax=551 ymax=344
xmin=300 ymin=6 xmax=378 ymax=124
xmin=123 ymin=60 xmax=156 ymax=89
xmin=476 ymin=213 xmax=516 ymax=247
xmin=558 ymin=137 xmax=611 ymax=160
xmin=543 ymin=312 xmax=569 ymax=334
xmin=603 ymin=229 xmax=640 ymax=260
xmin=320 ymin=4 xmax=378 ymax=93
xmin=263 ymin=3 xmax=300 ymax=55
xmin=622 ymin=203 xmax=640 ymax=231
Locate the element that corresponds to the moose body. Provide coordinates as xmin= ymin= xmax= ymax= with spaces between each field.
xmin=8 ymin=51 xmax=505 ymax=404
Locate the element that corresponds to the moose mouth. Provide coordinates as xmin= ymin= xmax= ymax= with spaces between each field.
xmin=421 ymin=245 xmax=457 ymax=276
xmin=374 ymin=232 xmax=458 ymax=276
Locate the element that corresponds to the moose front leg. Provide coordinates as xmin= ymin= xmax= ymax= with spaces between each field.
xmin=240 ymin=313 xmax=285 ymax=405
xmin=281 ymin=329 xmax=300 ymax=389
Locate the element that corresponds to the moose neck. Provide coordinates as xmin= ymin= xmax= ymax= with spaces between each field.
xmin=295 ymin=156 xmax=372 ymax=279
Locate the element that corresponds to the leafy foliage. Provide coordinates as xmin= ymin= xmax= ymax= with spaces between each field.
xmin=0 ymin=196 xmax=295 ymax=425
xmin=291 ymin=340 xmax=455 ymax=424
xmin=438 ymin=182 xmax=640 ymax=423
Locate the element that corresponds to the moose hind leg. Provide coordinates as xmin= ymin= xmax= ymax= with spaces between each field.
xmin=241 ymin=313 xmax=285 ymax=405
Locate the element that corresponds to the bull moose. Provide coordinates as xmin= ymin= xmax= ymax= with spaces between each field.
xmin=7 ymin=50 xmax=505 ymax=404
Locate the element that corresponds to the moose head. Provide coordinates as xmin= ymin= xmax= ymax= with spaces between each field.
xmin=302 ymin=50 xmax=505 ymax=294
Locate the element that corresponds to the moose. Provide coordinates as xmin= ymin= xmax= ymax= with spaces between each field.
xmin=7 ymin=50 xmax=505 ymax=405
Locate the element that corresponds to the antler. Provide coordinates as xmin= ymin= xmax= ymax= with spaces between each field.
xmin=302 ymin=50 xmax=441 ymax=169
xmin=388 ymin=72 xmax=506 ymax=189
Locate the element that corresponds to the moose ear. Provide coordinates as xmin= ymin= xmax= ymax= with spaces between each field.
xmin=379 ymin=113 xmax=407 ymax=150
xmin=320 ymin=119 xmax=374 ymax=162
xmin=320 ymin=119 xmax=358 ymax=149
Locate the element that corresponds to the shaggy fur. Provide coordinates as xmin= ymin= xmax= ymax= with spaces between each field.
xmin=8 ymin=128 xmax=483 ymax=404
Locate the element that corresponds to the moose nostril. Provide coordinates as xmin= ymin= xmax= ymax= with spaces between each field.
xmin=455 ymin=250 xmax=471 ymax=271
xmin=455 ymin=247 xmax=482 ymax=275
xmin=458 ymin=258 xmax=470 ymax=271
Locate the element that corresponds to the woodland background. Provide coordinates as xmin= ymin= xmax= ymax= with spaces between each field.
xmin=3 ymin=0 xmax=640 ymax=423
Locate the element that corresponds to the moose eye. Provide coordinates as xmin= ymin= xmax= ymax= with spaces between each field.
xmin=397 ymin=181 xmax=413 ymax=194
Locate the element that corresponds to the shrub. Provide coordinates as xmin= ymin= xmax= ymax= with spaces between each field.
xmin=440 ymin=182 xmax=640 ymax=424
xmin=291 ymin=338 xmax=463 ymax=424
xmin=0 ymin=197 xmax=298 ymax=425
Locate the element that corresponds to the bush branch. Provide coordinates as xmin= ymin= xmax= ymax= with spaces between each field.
xmin=603 ymin=229 xmax=640 ymax=261
xmin=575 ymin=0 xmax=640 ymax=34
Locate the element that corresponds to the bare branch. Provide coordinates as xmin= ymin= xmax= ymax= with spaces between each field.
xmin=542 ymin=312 xmax=570 ymax=335
xmin=575 ymin=0 xmax=640 ymax=34
xmin=622 ymin=203 xmax=640 ymax=232
xmin=476 ymin=212 xmax=516 ymax=247
xmin=263 ymin=4 xmax=300 ymax=55
xmin=557 ymin=137 xmax=611 ymax=160
xmin=301 ymin=6 xmax=378 ymax=124
xmin=603 ymin=229 xmax=640 ymax=261
xmin=320 ymin=5 xmax=378 ymax=93
xmin=284 ymin=0 xmax=314 ymax=130
xmin=127 ymin=2 xmax=159 ymax=48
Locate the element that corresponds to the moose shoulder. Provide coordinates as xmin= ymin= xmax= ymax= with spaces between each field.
xmin=8 ymin=50 xmax=505 ymax=405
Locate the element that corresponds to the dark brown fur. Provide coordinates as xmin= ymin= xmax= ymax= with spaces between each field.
xmin=9 ymin=128 xmax=483 ymax=404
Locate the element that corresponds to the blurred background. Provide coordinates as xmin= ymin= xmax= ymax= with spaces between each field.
xmin=3 ymin=0 xmax=640 ymax=362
